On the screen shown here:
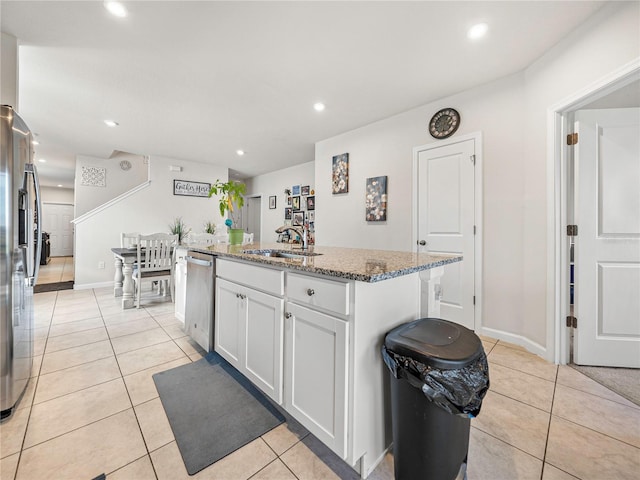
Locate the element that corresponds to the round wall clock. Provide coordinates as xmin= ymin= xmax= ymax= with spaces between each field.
xmin=119 ymin=160 xmax=132 ymax=171
xmin=429 ymin=108 xmax=460 ymax=139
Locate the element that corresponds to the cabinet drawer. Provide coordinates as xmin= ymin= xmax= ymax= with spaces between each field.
xmin=287 ymin=272 xmax=350 ymax=316
xmin=217 ymin=259 xmax=284 ymax=296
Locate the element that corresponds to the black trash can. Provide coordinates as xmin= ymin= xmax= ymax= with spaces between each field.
xmin=382 ymin=318 xmax=489 ymax=480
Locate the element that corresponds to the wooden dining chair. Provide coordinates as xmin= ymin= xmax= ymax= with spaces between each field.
xmin=134 ymin=233 xmax=178 ymax=308
xmin=184 ymin=232 xmax=217 ymax=246
xmin=121 ymin=232 xmax=140 ymax=248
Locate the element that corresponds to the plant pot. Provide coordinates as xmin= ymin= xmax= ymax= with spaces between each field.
xmin=228 ymin=228 xmax=244 ymax=245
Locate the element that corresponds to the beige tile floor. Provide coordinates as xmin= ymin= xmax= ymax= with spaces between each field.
xmin=37 ymin=256 xmax=74 ymax=284
xmin=1 ymin=288 xmax=639 ymax=480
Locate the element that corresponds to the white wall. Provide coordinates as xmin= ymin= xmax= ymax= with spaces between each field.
xmin=316 ymin=73 xmax=526 ymax=342
xmin=41 ymin=186 xmax=74 ymax=205
xmin=74 ymin=153 xmax=149 ymax=217
xmin=74 ymin=155 xmax=228 ymax=288
xmin=520 ymin=1 xmax=640 ymax=347
xmin=314 ymin=1 xmax=639 ymax=352
xmin=1 ymin=32 xmax=18 ymax=109
xmin=244 ymin=162 xmax=315 ymax=243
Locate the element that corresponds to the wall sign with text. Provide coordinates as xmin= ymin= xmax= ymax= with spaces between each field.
xmin=173 ymin=180 xmax=211 ymax=197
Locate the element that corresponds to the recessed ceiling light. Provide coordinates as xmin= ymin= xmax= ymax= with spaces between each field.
xmin=57 ymin=184 xmax=63 ymax=188
xmin=104 ymin=120 xmax=119 ymax=127
xmin=236 ymin=150 xmax=245 ymax=156
xmin=104 ymin=1 xmax=128 ymax=18
xmin=467 ymin=23 xmax=488 ymax=40
xmin=38 ymin=158 xmax=46 ymax=163
xmin=32 ymin=140 xmax=39 ymax=145
xmin=313 ymin=102 xmax=326 ymax=112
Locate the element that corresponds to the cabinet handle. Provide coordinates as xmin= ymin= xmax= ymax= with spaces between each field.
xmin=306 ymin=288 xmax=315 ymax=296
xmin=285 ymin=312 xmax=292 ymax=319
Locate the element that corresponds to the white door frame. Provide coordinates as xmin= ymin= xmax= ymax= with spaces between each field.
xmin=412 ymin=131 xmax=483 ymax=331
xmin=243 ymin=193 xmax=263 ymax=241
xmin=547 ymin=57 xmax=640 ymax=364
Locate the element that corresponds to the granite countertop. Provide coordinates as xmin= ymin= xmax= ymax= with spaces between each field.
xmin=183 ymin=242 xmax=461 ymax=283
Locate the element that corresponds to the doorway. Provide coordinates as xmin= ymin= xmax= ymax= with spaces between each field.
xmin=42 ymin=203 xmax=74 ymax=257
xmin=245 ymin=196 xmax=262 ymax=243
xmin=550 ymin=61 xmax=640 ymax=367
xmin=413 ymin=133 xmax=482 ymax=331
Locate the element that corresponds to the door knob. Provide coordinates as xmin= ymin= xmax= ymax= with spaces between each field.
xmin=418 ymin=240 xmax=427 ymax=246
xmin=306 ymin=289 xmax=315 ymax=296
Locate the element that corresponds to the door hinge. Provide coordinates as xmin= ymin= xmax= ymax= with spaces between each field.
xmin=567 ymin=133 xmax=578 ymax=146
xmin=567 ymin=225 xmax=578 ymax=236
xmin=473 ymin=225 xmax=476 ymax=235
xmin=473 ymin=295 xmax=476 ymax=305
xmin=566 ymin=316 xmax=577 ymax=328
xmin=470 ymin=154 xmax=476 ymax=165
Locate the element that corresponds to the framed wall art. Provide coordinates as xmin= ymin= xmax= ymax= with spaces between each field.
xmin=306 ymin=196 xmax=315 ymax=210
xmin=292 ymin=185 xmax=300 ymax=195
xmin=332 ymin=153 xmax=349 ymax=194
xmin=173 ymin=179 xmax=211 ymax=197
xmin=293 ymin=211 xmax=304 ymax=226
xmin=301 ymin=185 xmax=310 ymax=196
xmin=292 ymin=196 xmax=301 ymax=211
xmin=285 ymin=208 xmax=292 ymax=220
xmin=365 ymin=175 xmax=387 ymax=221
xmin=269 ymin=196 xmax=277 ymax=209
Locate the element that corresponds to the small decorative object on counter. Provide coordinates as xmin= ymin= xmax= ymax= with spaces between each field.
xmin=169 ymin=217 xmax=191 ymax=244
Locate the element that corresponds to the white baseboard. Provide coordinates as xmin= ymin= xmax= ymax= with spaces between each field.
xmin=73 ymin=281 xmax=113 ymax=290
xmin=479 ymin=326 xmax=549 ymax=360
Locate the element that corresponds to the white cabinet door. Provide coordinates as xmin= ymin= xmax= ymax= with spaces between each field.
xmin=284 ymin=302 xmax=348 ymax=458
xmin=244 ymin=289 xmax=284 ymax=404
xmin=215 ymin=278 xmax=244 ymax=369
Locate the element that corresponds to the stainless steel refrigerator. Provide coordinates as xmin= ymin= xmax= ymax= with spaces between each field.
xmin=1 ymin=105 xmax=42 ymax=420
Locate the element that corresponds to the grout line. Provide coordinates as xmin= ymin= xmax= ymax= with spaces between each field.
xmin=469 ymin=424 xmax=545 ymax=463
xmin=101 ymin=291 xmax=161 ymax=480
xmin=540 ymin=364 xmax=560 ymax=479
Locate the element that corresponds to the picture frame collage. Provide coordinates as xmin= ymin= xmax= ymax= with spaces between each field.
xmin=284 ymin=184 xmax=315 ymax=239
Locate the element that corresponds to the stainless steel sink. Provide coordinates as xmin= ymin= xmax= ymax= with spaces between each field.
xmin=242 ymin=249 xmax=322 ymax=259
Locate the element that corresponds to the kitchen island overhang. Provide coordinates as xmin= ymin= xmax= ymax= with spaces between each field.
xmin=188 ymin=242 xmax=461 ymax=283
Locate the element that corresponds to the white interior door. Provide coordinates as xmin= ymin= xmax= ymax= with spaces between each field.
xmin=574 ymin=108 xmax=640 ymax=367
xmin=246 ymin=196 xmax=261 ymax=242
xmin=42 ymin=203 xmax=74 ymax=257
xmin=416 ymin=139 xmax=475 ymax=329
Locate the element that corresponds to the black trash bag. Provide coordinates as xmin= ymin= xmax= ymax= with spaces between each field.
xmin=382 ymin=344 xmax=490 ymax=418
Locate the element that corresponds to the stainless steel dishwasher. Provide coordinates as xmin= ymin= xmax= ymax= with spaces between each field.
xmin=184 ymin=251 xmax=215 ymax=352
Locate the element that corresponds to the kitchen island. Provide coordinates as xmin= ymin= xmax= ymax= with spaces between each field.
xmin=180 ymin=242 xmax=461 ymax=478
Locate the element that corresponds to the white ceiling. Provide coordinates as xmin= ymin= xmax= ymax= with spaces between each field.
xmin=1 ymin=1 xmax=606 ymax=188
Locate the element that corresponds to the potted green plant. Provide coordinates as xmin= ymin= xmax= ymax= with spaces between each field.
xmin=204 ymin=221 xmax=216 ymax=235
xmin=208 ymin=179 xmax=246 ymax=245
xmin=168 ymin=217 xmax=191 ymax=244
